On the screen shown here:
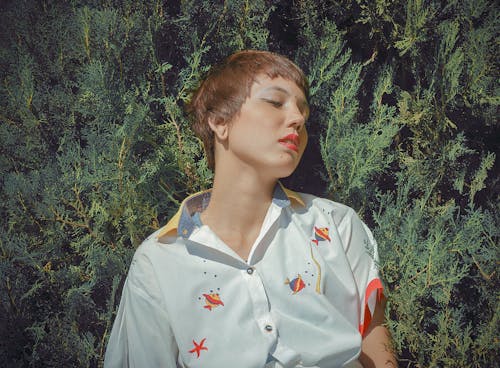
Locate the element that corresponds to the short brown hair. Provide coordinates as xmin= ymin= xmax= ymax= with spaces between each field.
xmin=186 ymin=50 xmax=309 ymax=170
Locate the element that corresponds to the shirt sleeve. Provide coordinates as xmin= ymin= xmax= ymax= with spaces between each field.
xmin=104 ymin=249 xmax=179 ymax=368
xmin=337 ymin=208 xmax=384 ymax=337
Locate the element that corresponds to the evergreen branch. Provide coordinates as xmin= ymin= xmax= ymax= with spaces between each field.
xmin=0 ymin=114 xmax=22 ymax=127
xmin=214 ymin=0 xmax=229 ymax=39
xmin=17 ymin=193 xmax=43 ymax=232
xmin=471 ymin=254 xmax=495 ymax=281
xmin=81 ymin=7 xmax=92 ymax=60
xmin=325 ymin=161 xmax=336 ymax=196
xmin=362 ymin=48 xmax=378 ymax=67
xmin=394 ymin=266 xmax=428 ymax=291
xmin=52 ymin=208 xmax=90 ymax=230
xmin=72 ymin=184 xmax=117 ymax=248
xmin=175 ymin=47 xmax=206 ymax=103
xmin=0 ymin=239 xmax=5 ymax=258
xmin=162 ymin=117 xmax=183 ymax=164
xmin=176 ymin=71 xmax=195 ymax=102
xmin=159 ymin=178 xmax=181 ymax=207
xmin=155 ymin=66 xmax=185 ymax=170
xmin=160 ymin=72 xmax=166 ymax=100
xmin=419 ymin=173 xmax=443 ymax=211
xmin=51 ymin=205 xmax=115 ymax=249
xmin=450 ymin=249 xmax=495 ymax=281
xmin=238 ymin=0 xmax=250 ymax=49
xmin=482 ymin=230 xmax=497 ymax=249
xmin=174 ymin=3 xmax=221 ymax=102
xmin=84 ymin=28 xmax=90 ymax=60
xmin=116 ymin=54 xmax=123 ymax=82
xmin=99 ymin=274 xmax=121 ymax=365
xmin=5 ymin=276 xmax=19 ymax=314
xmin=320 ymin=136 xmax=337 ymax=195
xmin=117 ymin=137 xmax=130 ymax=196
xmin=99 ymin=325 xmax=109 ymax=365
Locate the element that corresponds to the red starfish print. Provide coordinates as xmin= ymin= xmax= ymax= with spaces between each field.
xmin=188 ymin=338 xmax=208 ymax=358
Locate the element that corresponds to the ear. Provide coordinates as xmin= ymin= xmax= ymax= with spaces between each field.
xmin=207 ymin=116 xmax=229 ymax=141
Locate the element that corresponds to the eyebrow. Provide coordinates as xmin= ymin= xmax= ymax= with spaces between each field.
xmin=260 ymin=86 xmax=310 ymax=112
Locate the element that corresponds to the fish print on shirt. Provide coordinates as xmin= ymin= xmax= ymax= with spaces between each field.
xmin=199 ymin=262 xmax=224 ymax=311
xmin=203 ymin=293 xmax=224 ymax=310
xmin=285 ymin=274 xmax=306 ymax=294
xmin=312 ymin=226 xmax=331 ymax=245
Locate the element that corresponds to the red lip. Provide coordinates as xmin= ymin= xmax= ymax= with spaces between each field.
xmin=279 ymin=133 xmax=300 ymax=153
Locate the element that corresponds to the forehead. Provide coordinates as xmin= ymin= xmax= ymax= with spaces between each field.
xmin=250 ymin=76 xmax=308 ymax=104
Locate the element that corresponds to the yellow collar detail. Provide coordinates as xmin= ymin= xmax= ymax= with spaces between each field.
xmin=156 ymin=184 xmax=304 ymax=239
xmin=280 ymin=184 xmax=305 ymax=207
xmin=156 ymin=190 xmax=208 ymax=239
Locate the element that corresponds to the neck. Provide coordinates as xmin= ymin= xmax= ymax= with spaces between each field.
xmin=203 ymin=167 xmax=277 ymax=231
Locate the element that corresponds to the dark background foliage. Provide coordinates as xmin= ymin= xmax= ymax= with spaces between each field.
xmin=0 ymin=0 xmax=498 ymax=367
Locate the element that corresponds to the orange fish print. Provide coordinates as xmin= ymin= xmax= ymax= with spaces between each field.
xmin=285 ymin=274 xmax=306 ymax=294
xmin=312 ymin=226 xmax=331 ymax=245
xmin=203 ymin=293 xmax=224 ymax=311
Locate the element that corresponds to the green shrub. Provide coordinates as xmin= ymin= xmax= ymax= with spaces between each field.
xmin=1 ymin=1 xmax=497 ymax=366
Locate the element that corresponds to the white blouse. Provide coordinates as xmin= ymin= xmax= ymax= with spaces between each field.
xmin=104 ymin=184 xmax=383 ymax=367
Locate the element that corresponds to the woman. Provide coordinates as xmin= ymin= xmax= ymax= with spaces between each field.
xmin=104 ymin=50 xmax=397 ymax=368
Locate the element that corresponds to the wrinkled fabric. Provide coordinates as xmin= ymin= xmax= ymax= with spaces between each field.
xmin=104 ymin=184 xmax=382 ymax=368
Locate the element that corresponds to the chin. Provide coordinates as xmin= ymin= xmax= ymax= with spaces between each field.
xmin=272 ymin=161 xmax=300 ymax=179
xmin=255 ymin=154 xmax=302 ymax=179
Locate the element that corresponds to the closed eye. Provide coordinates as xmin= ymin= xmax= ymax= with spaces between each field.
xmin=264 ymin=99 xmax=283 ymax=107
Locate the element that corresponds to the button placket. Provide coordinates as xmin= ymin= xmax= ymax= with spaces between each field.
xmin=243 ymin=266 xmax=277 ymax=341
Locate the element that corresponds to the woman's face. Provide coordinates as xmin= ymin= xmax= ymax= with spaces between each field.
xmin=224 ymin=75 xmax=309 ymax=178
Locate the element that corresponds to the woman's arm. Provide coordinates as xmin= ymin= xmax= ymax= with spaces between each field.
xmin=104 ymin=252 xmax=179 ymax=368
xmin=359 ymin=297 xmax=398 ymax=368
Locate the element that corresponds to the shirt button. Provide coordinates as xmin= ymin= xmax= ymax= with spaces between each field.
xmin=264 ymin=325 xmax=273 ymax=332
xmin=246 ymin=267 xmax=254 ymax=275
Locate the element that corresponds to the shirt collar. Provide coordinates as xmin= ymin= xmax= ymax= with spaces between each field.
xmin=157 ymin=182 xmax=304 ymax=239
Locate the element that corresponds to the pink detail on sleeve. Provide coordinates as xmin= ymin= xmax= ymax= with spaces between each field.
xmin=359 ymin=278 xmax=384 ymax=336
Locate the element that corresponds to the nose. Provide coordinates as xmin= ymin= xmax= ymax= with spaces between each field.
xmin=286 ymin=104 xmax=306 ymax=132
